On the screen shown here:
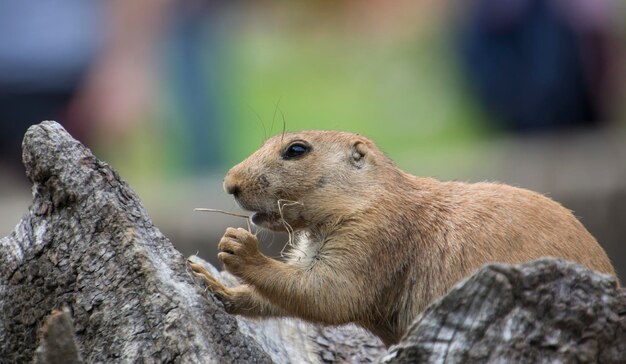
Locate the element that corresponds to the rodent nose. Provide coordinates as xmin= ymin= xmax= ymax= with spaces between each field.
xmin=223 ymin=175 xmax=241 ymax=196
xmin=225 ymin=183 xmax=240 ymax=197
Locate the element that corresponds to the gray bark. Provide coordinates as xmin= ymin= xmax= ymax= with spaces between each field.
xmin=1 ymin=121 xmax=624 ymax=363
xmin=0 ymin=121 xmax=272 ymax=363
xmin=380 ymin=259 xmax=626 ymax=364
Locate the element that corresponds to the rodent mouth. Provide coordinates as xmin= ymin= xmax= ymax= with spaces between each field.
xmin=231 ymin=196 xmax=279 ymax=228
xmin=234 ymin=196 xmax=301 ymax=231
xmin=250 ymin=211 xmax=285 ymax=231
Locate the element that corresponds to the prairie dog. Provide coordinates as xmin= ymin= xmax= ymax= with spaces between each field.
xmin=190 ymin=131 xmax=616 ymax=347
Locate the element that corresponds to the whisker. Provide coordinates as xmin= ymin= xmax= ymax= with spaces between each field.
xmin=279 ymin=107 xmax=287 ymax=143
xmin=247 ymin=104 xmax=267 ymax=142
xmin=271 ymin=96 xmax=282 ymax=136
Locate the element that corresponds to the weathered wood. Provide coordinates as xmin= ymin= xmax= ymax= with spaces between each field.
xmin=0 ymin=121 xmax=272 ymax=363
xmin=380 ymin=259 xmax=626 ymax=364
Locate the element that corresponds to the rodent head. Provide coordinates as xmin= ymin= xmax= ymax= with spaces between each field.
xmin=223 ymin=131 xmax=393 ymax=231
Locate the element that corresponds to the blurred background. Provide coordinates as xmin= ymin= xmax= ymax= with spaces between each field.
xmin=1 ymin=0 xmax=625 ymax=281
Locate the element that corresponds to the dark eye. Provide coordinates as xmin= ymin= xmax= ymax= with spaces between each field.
xmin=282 ymin=142 xmax=311 ymax=160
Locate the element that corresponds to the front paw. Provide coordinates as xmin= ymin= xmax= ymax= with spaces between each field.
xmin=188 ymin=260 xmax=236 ymax=307
xmin=217 ymin=227 xmax=265 ymax=278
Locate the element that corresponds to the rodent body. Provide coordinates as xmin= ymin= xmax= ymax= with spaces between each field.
xmin=190 ymin=130 xmax=617 ymax=347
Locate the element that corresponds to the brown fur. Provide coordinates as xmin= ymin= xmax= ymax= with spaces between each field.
xmin=189 ymin=130 xmax=617 ymax=347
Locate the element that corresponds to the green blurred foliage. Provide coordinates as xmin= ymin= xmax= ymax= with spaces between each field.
xmin=221 ymin=24 xmax=491 ymax=169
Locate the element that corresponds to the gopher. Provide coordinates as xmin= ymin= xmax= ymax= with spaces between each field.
xmin=190 ymin=131 xmax=616 ymax=347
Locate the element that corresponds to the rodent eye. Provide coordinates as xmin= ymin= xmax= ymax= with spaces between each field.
xmin=282 ymin=142 xmax=311 ymax=160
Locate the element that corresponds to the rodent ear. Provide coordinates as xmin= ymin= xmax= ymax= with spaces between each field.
xmin=350 ymin=141 xmax=367 ymax=168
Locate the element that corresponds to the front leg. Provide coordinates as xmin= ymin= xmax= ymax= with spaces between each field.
xmin=188 ymin=259 xmax=284 ymax=318
xmin=216 ymin=227 xmax=371 ymax=326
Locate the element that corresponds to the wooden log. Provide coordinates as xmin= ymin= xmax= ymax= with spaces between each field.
xmin=381 ymin=259 xmax=626 ymax=363
xmin=0 ymin=121 xmax=272 ymax=363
